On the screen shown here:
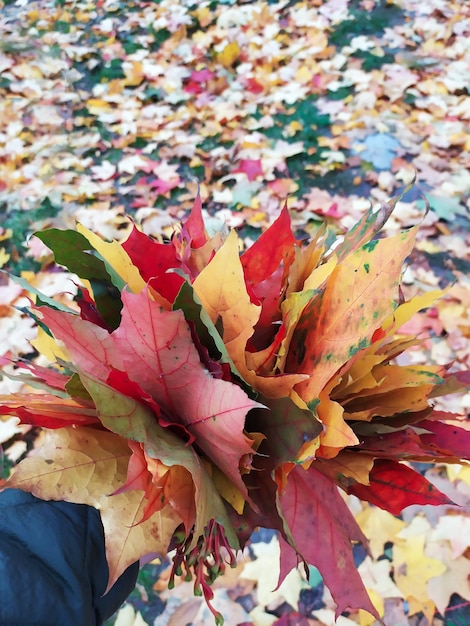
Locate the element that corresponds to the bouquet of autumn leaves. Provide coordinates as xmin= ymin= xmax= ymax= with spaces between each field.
xmin=1 ymin=192 xmax=470 ymax=623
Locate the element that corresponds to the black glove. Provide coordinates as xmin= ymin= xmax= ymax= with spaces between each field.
xmin=0 ymin=488 xmax=139 ymax=626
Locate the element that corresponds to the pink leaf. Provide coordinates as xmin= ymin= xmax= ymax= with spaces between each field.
xmin=234 ymin=158 xmax=263 ymax=181
xmin=37 ymin=289 xmax=261 ymax=503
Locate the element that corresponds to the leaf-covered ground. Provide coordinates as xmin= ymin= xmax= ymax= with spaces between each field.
xmin=0 ymin=0 xmax=469 ymax=624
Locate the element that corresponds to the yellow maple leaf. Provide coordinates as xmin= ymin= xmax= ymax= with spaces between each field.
xmin=6 ymin=426 xmax=181 ymax=590
xmin=86 ymin=98 xmax=113 ymax=114
xmin=123 ymin=60 xmax=144 ymax=86
xmin=287 ymin=228 xmax=418 ymax=403
xmin=77 ymin=223 xmax=146 ymax=293
xmin=276 ymin=290 xmax=317 ymax=374
xmin=356 ymin=505 xmax=406 ymax=559
xmin=426 ymin=541 xmax=470 ymax=615
xmin=381 ymin=288 xmax=445 ymax=334
xmin=284 ymin=229 xmax=326 ymax=297
xmin=332 ymin=354 xmax=384 ymax=399
xmin=217 ymin=41 xmax=240 ymax=68
xmin=393 ymin=520 xmax=446 ymax=620
xmin=313 ymin=391 xmax=358 ymax=459
xmin=193 ymin=230 xmax=307 ymax=397
xmin=0 ymin=247 xmax=9 ymax=268
xmin=303 ymin=253 xmax=337 ymax=291
xmin=31 ymin=325 xmax=70 ymax=363
xmin=358 ymin=588 xmax=384 ymax=626
xmin=203 ymin=461 xmax=245 ymax=515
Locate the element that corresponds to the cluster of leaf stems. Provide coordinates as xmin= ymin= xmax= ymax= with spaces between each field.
xmin=169 ymin=519 xmax=238 ymax=625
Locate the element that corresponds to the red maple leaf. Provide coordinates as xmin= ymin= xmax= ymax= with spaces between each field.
xmin=278 ymin=464 xmax=379 ymax=619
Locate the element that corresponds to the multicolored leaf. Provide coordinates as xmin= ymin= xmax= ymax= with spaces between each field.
xmin=36 ymin=288 xmax=260 ymax=504
xmin=286 ymin=228 xmax=417 ymax=402
xmin=80 ymin=374 xmax=237 ymax=543
xmin=6 ymin=426 xmax=180 ymax=590
xmin=193 ymin=230 xmax=307 ymax=398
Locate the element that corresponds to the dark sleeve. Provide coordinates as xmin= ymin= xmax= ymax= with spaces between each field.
xmin=0 ymin=488 xmax=139 ymax=626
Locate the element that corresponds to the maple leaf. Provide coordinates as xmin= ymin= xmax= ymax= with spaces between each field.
xmin=172 ymin=196 xmax=226 ymax=279
xmin=241 ymin=204 xmax=297 ymax=287
xmin=217 ymin=41 xmax=240 ymax=68
xmin=75 ymin=223 xmax=146 ymax=295
xmin=355 ymin=426 xmax=439 ymax=461
xmin=333 ymin=199 xmax=398 ymax=262
xmin=426 ymin=541 xmax=470 ymax=614
xmin=121 ymin=225 xmax=185 ymax=304
xmin=0 ymin=393 xmax=98 ymax=428
xmin=417 ymin=419 xmax=470 ymax=460
xmin=79 ymin=373 xmax=237 ymax=545
xmin=193 ymin=230 xmax=308 ymax=398
xmin=250 ymin=395 xmax=322 ymax=465
xmin=316 ymin=450 xmax=375 ymax=488
xmin=278 ymin=464 xmax=379 ymax=620
xmin=347 ymin=459 xmax=453 ymax=515
xmin=286 ymin=228 xmax=418 ymax=402
xmin=6 ymin=426 xmax=181 ymax=590
xmin=313 ymin=383 xmax=359 ymax=459
xmin=172 ymin=280 xmax=238 ymax=379
xmin=35 ymin=288 xmax=260 ymax=505
xmin=178 ymin=193 xmax=208 ymax=249
xmin=114 ymin=438 xmax=196 ymax=528
xmin=240 ymin=204 xmax=299 ymax=349
xmin=355 ymin=505 xmax=406 ymax=560
xmin=340 ymin=365 xmax=443 ymax=421
xmin=356 ymin=417 xmax=470 ymax=464
xmin=393 ymin=518 xmax=447 ymax=620
xmin=35 ymin=228 xmax=123 ymax=329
